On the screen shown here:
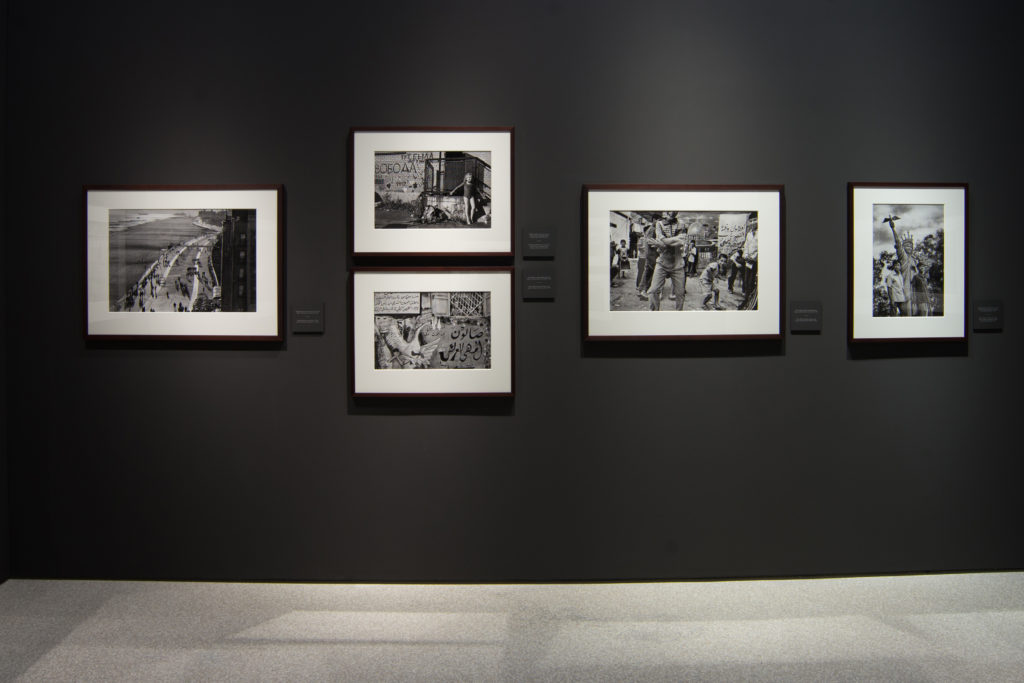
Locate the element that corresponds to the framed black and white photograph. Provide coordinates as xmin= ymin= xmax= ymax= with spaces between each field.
xmin=583 ymin=185 xmax=784 ymax=340
xmin=350 ymin=127 xmax=514 ymax=256
xmin=848 ymin=183 xmax=967 ymax=342
xmin=350 ymin=268 xmax=513 ymax=396
xmin=85 ymin=185 xmax=284 ymax=341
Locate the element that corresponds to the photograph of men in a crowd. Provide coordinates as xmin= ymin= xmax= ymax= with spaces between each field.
xmin=108 ymin=209 xmax=256 ymax=313
xmin=374 ymin=291 xmax=491 ymax=370
xmin=374 ymin=151 xmax=492 ymax=229
xmin=609 ymin=210 xmax=758 ymax=312
xmin=871 ymin=203 xmax=944 ymax=317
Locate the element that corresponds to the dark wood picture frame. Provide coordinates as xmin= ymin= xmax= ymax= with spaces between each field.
xmin=84 ymin=184 xmax=285 ymax=342
xmin=349 ymin=127 xmax=515 ymax=258
xmin=350 ymin=266 xmax=515 ymax=397
xmin=582 ymin=184 xmax=785 ymax=341
xmin=848 ymin=182 xmax=968 ymax=344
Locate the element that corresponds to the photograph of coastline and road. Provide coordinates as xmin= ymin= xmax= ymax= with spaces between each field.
xmin=108 ymin=209 xmax=256 ymax=313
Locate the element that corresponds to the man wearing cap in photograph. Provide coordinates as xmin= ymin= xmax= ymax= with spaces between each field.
xmin=645 ymin=211 xmax=688 ymax=311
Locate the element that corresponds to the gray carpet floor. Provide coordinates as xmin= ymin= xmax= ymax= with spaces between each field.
xmin=1 ymin=573 xmax=1022 ymax=681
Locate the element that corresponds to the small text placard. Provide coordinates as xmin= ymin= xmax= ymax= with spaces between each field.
xmin=521 ymin=264 xmax=556 ymax=300
xmin=790 ymin=300 xmax=822 ymax=333
xmin=972 ymin=300 xmax=1003 ymax=331
xmin=292 ymin=304 xmax=325 ymax=334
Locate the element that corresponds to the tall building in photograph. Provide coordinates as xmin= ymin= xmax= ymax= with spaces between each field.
xmin=219 ymin=209 xmax=257 ymax=312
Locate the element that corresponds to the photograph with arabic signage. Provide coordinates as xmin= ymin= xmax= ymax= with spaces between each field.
xmin=350 ymin=128 xmax=514 ymax=256
xmin=373 ymin=291 xmax=492 ymax=370
xmin=85 ymin=185 xmax=283 ymax=341
xmin=583 ymin=185 xmax=784 ymax=341
xmin=848 ymin=183 xmax=967 ymax=342
xmin=351 ymin=268 xmax=513 ymax=396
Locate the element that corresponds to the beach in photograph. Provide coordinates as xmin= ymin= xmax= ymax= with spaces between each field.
xmin=108 ymin=210 xmax=219 ymax=311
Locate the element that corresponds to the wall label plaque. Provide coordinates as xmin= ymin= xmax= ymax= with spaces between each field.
xmin=972 ymin=300 xmax=1003 ymax=331
xmin=521 ymin=264 xmax=556 ymax=300
xmin=522 ymin=229 xmax=555 ymax=259
xmin=790 ymin=301 xmax=822 ymax=333
xmin=292 ymin=304 xmax=325 ymax=334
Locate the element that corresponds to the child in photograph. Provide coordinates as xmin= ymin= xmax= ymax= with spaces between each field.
xmin=699 ymin=254 xmax=729 ymax=310
xmin=911 ymin=262 xmax=930 ymax=316
xmin=617 ymin=240 xmax=630 ymax=278
xmin=686 ymin=238 xmax=698 ymax=275
xmin=449 ymin=172 xmax=479 ymax=225
xmin=728 ymin=249 xmax=745 ymax=293
xmin=884 ymin=262 xmax=907 ymax=316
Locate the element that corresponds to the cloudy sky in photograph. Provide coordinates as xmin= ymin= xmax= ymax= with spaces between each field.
xmin=872 ymin=203 xmax=943 ymax=256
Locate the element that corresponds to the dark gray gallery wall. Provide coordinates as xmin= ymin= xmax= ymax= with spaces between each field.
xmin=3 ymin=0 xmax=1021 ymax=581
xmin=1 ymin=0 xmax=9 ymax=583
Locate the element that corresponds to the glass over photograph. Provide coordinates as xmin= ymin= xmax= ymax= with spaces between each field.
xmin=871 ymin=203 xmax=944 ymax=318
xmin=85 ymin=186 xmax=282 ymax=341
xmin=847 ymin=183 xmax=966 ymax=343
xmin=351 ymin=129 xmax=513 ymax=256
xmin=610 ymin=210 xmax=759 ymax=313
xmin=351 ymin=268 xmax=512 ymax=396
xmin=109 ymin=209 xmax=256 ymax=314
xmin=583 ymin=185 xmax=782 ymax=341
xmin=373 ymin=291 xmax=491 ymax=369
xmin=374 ymin=151 xmax=492 ymax=229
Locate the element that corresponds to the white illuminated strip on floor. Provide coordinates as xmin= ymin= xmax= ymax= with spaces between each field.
xmin=904 ymin=612 xmax=1024 ymax=661
xmin=539 ymin=615 xmax=978 ymax=667
xmin=22 ymin=643 xmax=508 ymax=682
xmin=229 ymin=611 xmax=509 ymax=643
